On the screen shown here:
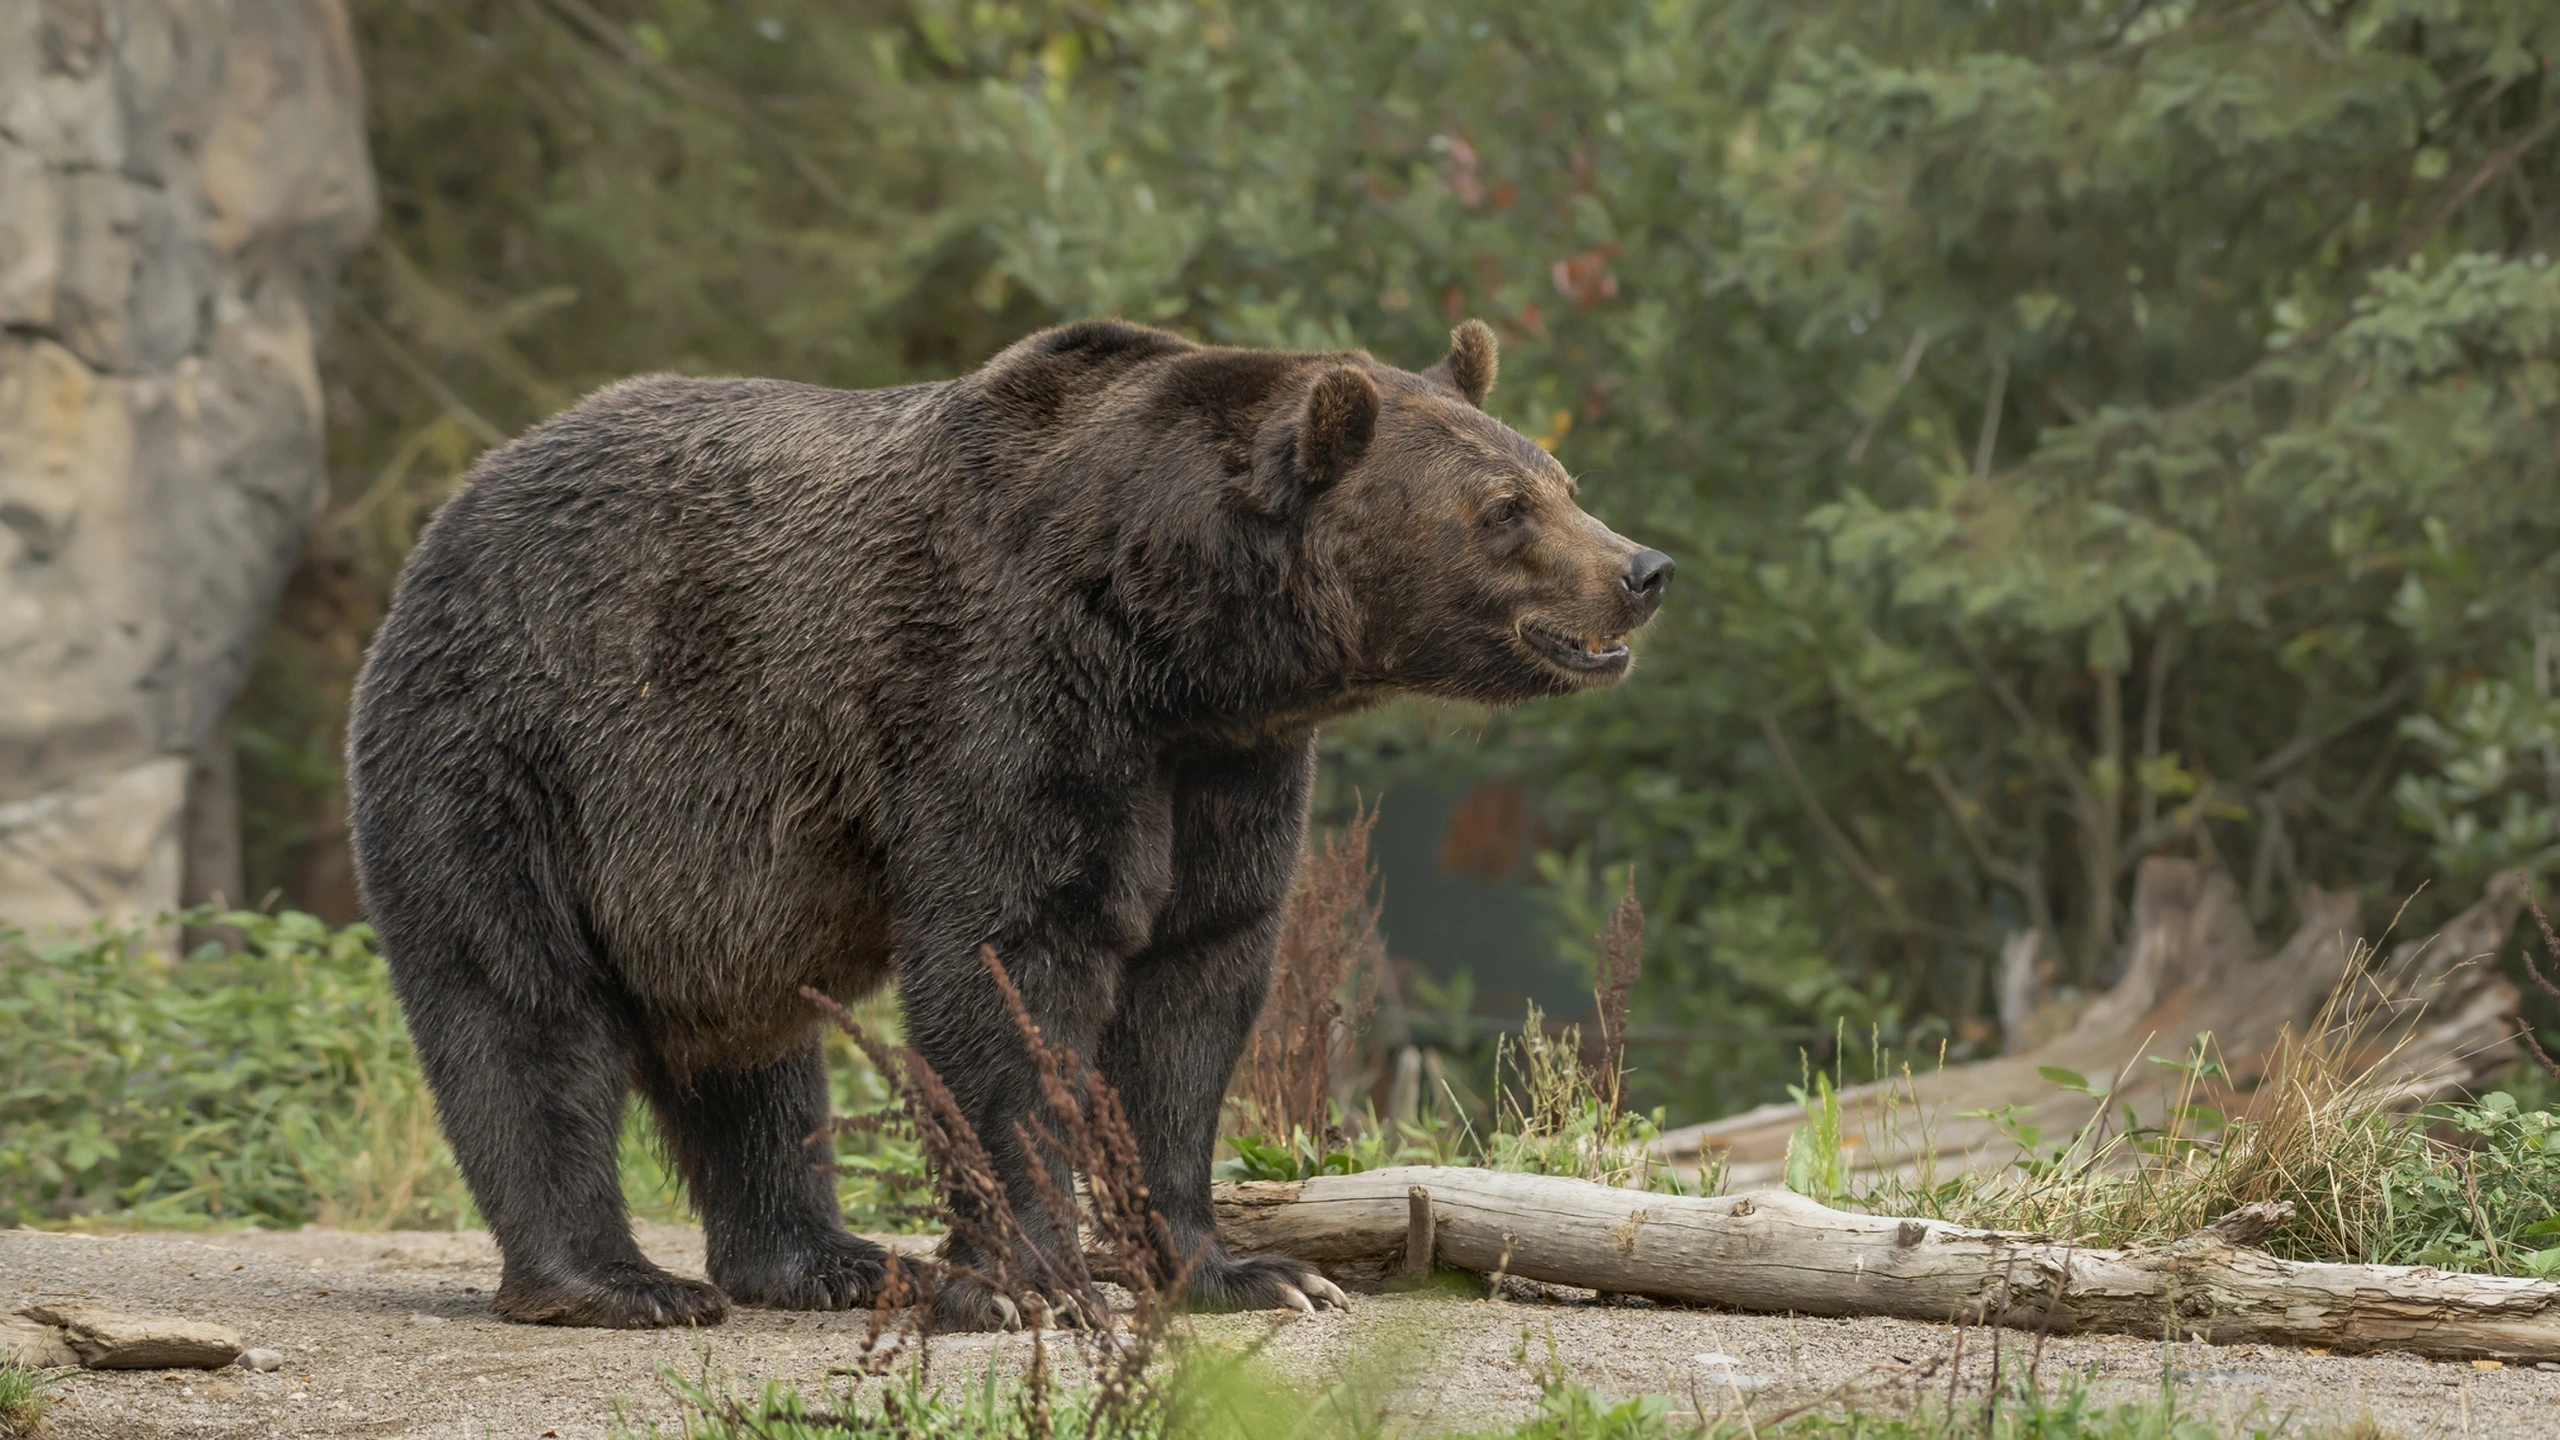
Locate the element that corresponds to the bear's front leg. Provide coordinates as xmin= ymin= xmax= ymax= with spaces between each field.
xmin=1094 ymin=736 xmax=1351 ymax=1316
xmin=1096 ymin=926 xmax=1354 ymax=1316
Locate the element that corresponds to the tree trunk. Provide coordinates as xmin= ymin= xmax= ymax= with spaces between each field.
xmin=1215 ymin=1166 xmax=2560 ymax=1362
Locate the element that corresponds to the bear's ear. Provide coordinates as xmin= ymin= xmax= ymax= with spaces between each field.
xmin=1295 ymin=365 xmax=1380 ymax=489
xmin=1422 ymin=319 xmax=1498 ymax=407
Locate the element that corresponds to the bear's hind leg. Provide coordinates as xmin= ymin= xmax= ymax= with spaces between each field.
xmin=643 ymin=1037 xmax=889 ymax=1310
xmin=402 ymin=973 xmax=729 ymax=1328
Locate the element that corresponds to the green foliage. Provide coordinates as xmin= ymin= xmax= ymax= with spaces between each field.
xmin=1214 ymin=1128 xmax=1379 ymax=1182
xmin=2379 ymin=1092 xmax=2560 ymax=1275
xmin=0 ymin=911 xmax=468 ymax=1229
xmin=2394 ymin=679 xmax=2560 ymax=890
xmin=1782 ymin=1068 xmax=1853 ymax=1207
xmin=0 ymin=914 xmax=930 ymax=1231
xmin=1218 ymin=998 xmax=1689 ymax=1194
xmin=250 ymin=1 xmax=2560 ymax=1121
xmin=1479 ymin=1005 xmax=1664 ymax=1188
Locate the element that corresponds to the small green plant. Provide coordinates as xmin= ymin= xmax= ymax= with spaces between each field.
xmin=1480 ymin=1002 xmax=1662 ymax=1189
xmin=0 ymin=1359 xmax=54 ymax=1439
xmin=1783 ymin=1065 xmax=1853 ymax=1205
xmin=2378 ymin=1091 xmax=2560 ymax=1274
xmin=1215 ymin=1127 xmax=1372 ymax=1182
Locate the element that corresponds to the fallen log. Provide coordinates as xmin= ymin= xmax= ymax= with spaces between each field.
xmin=1214 ymin=1165 xmax=2560 ymax=1362
xmin=1652 ymin=862 xmax=2530 ymax=1186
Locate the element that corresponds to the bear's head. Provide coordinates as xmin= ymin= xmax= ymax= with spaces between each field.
xmin=1273 ymin=321 xmax=1673 ymax=705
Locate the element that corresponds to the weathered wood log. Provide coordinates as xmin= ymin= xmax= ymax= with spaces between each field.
xmin=1652 ymin=863 xmax=2530 ymax=1185
xmin=1215 ymin=1165 xmax=2560 ymax=1362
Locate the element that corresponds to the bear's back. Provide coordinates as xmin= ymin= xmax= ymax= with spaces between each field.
xmin=366 ymin=374 xmax=950 ymax=688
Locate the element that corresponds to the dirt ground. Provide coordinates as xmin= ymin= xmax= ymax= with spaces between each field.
xmin=9 ymin=1223 xmax=2560 ymax=1439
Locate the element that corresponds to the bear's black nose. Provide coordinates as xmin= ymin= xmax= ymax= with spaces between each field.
xmin=1620 ymin=549 xmax=1674 ymax=616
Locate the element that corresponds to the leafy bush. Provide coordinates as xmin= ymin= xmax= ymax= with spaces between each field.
xmin=0 ymin=910 xmax=466 ymax=1228
xmin=2379 ymin=1092 xmax=2560 ymax=1275
xmin=0 ymin=912 xmax=930 ymax=1231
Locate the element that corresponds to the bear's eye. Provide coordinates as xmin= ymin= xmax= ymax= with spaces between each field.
xmin=1483 ymin=496 xmax=1525 ymax=528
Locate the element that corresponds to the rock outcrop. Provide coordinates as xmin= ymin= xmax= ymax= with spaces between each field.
xmin=0 ymin=0 xmax=373 ymax=934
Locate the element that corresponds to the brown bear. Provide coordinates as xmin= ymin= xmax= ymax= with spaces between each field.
xmin=345 ymin=319 xmax=1671 ymax=1329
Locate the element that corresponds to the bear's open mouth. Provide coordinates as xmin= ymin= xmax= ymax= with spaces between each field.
xmin=1520 ymin=620 xmax=1632 ymax=676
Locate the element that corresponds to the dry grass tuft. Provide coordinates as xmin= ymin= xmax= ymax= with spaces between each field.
xmin=1593 ymin=873 xmax=1645 ymax=1122
xmin=2518 ymin=886 xmax=2560 ymax=1081
xmin=0 ymin=1360 xmax=48 ymax=1440
xmin=802 ymin=948 xmax=1181 ymax=1435
xmin=1233 ymin=807 xmax=1384 ymax=1143
xmin=1844 ymin=938 xmax=2529 ymax=1264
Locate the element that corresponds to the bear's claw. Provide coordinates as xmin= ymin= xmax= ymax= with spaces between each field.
xmin=1183 ymin=1253 xmax=1352 ymax=1316
xmin=495 ymin=1262 xmax=730 ymax=1329
xmin=713 ymin=1232 xmax=891 ymax=1311
xmin=1301 ymin=1274 xmax=1353 ymax=1311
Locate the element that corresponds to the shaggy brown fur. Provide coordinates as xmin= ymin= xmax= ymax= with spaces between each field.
xmin=346 ymin=319 xmax=1671 ymax=1329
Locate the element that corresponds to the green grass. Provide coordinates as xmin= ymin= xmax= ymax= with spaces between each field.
xmin=0 ymin=1360 xmax=53 ymax=1439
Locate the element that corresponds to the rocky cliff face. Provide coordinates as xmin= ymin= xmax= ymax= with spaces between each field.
xmin=0 ymin=0 xmax=373 ymax=933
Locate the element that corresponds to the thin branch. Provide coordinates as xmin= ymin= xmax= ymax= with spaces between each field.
xmin=2107 ymin=0 xmax=2286 ymax=55
xmin=2108 ymin=677 xmax=2412 ymax=878
xmin=2112 ymin=788 xmax=2215 ymax=867
xmin=1846 ymin=328 xmax=1932 ymax=465
xmin=2085 ymin=662 xmax=2126 ymax=964
xmin=1956 ymin=633 xmax=2098 ymax=817
xmin=2043 ymin=376 xmax=2094 ymax=426
xmin=2246 ymin=674 xmax=2415 ymax=787
xmin=1760 ymin=710 xmax=1905 ymax=923
xmin=1916 ymin=760 xmax=2040 ymax=895
xmin=2152 ymin=106 xmax=2560 ymax=425
xmin=2137 ymin=625 xmax=2178 ymax=835
xmin=2384 ymin=106 xmax=2560 ymax=272
xmin=341 ymin=302 xmax=509 ymax=448
xmin=1971 ymin=351 xmax=2010 ymax=483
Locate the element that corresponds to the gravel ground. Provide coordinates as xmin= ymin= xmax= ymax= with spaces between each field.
xmin=8 ymin=1224 xmax=2558 ymax=1438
